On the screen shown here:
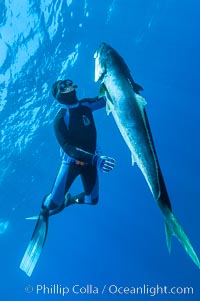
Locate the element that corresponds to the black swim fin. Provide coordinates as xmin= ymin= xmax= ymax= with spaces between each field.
xmin=20 ymin=208 xmax=49 ymax=277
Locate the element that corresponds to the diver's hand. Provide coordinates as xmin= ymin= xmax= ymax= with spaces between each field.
xmin=93 ymin=155 xmax=115 ymax=173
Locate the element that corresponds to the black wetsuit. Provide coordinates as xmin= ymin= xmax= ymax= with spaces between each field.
xmin=45 ymin=96 xmax=106 ymax=207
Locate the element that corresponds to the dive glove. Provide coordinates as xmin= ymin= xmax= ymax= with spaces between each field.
xmin=93 ymin=155 xmax=115 ymax=173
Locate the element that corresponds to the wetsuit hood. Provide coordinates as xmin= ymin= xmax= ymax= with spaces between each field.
xmin=52 ymin=80 xmax=78 ymax=105
xmin=56 ymin=90 xmax=78 ymax=105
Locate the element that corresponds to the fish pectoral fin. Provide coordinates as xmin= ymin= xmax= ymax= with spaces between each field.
xmin=106 ymin=101 xmax=112 ymax=115
xmin=99 ymin=83 xmax=106 ymax=98
xmin=99 ymin=83 xmax=113 ymax=115
xmin=164 ymin=209 xmax=200 ymax=269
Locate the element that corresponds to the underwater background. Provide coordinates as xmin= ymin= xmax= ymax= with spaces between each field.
xmin=0 ymin=0 xmax=200 ymax=300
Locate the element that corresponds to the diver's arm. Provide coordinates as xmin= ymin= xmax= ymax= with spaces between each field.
xmin=54 ymin=115 xmax=115 ymax=172
xmin=54 ymin=114 xmax=94 ymax=165
xmin=54 ymin=117 xmax=115 ymax=171
xmin=80 ymin=96 xmax=106 ymax=111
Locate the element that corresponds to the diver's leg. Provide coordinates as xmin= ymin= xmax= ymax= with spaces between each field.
xmin=64 ymin=191 xmax=85 ymax=206
xmin=77 ymin=165 xmax=99 ymax=205
xmin=43 ymin=160 xmax=79 ymax=213
xmin=20 ymin=160 xmax=81 ymax=276
xmin=64 ymin=166 xmax=99 ymax=207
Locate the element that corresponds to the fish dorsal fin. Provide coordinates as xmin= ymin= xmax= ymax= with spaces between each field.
xmin=128 ymin=78 xmax=144 ymax=94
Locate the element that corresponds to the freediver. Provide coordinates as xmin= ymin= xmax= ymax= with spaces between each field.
xmin=20 ymin=79 xmax=115 ymax=276
xmin=43 ymin=79 xmax=115 ymax=214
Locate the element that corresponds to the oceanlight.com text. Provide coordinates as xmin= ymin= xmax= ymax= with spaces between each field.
xmin=25 ymin=283 xmax=194 ymax=297
xmin=108 ymin=284 xmax=194 ymax=296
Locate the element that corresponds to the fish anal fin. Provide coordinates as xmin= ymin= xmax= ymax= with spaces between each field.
xmin=135 ymin=94 xmax=147 ymax=110
xmin=131 ymin=153 xmax=135 ymax=166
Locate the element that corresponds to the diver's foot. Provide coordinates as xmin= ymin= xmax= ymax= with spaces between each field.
xmin=64 ymin=193 xmax=71 ymax=207
xmin=64 ymin=192 xmax=85 ymax=207
xmin=64 ymin=193 xmax=77 ymax=207
xmin=42 ymin=196 xmax=59 ymax=210
xmin=41 ymin=195 xmax=62 ymax=217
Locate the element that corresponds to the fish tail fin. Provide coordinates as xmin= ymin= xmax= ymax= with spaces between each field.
xmin=164 ymin=209 xmax=200 ymax=269
xmin=165 ymin=220 xmax=173 ymax=254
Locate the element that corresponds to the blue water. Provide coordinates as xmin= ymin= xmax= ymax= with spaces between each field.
xmin=0 ymin=0 xmax=200 ymax=300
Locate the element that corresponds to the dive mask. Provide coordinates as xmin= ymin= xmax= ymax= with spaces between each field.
xmin=56 ymin=79 xmax=78 ymax=98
